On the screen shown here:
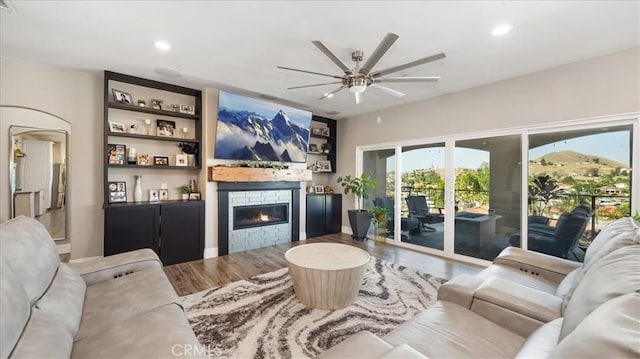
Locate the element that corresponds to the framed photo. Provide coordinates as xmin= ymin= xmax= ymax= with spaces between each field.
xmin=107 ymin=181 xmax=127 ymax=203
xmin=311 ymin=127 xmax=323 ymax=135
xmin=159 ymin=189 xmax=169 ymax=201
xmin=179 ymin=104 xmax=195 ymax=115
xmin=188 ymin=192 xmax=201 ymax=200
xmin=154 ymin=156 xmax=169 ymax=166
xmin=151 ymin=99 xmax=163 ymax=110
xmin=137 ymin=153 xmax=150 ymax=166
xmin=149 ymin=189 xmax=159 ymax=202
xmin=156 ymin=119 xmax=176 ymax=137
xmin=317 ymin=160 xmax=332 ymax=172
xmin=308 ymin=143 xmax=319 ymax=153
xmin=175 ymin=153 xmax=188 ymax=166
xmin=107 ymin=144 xmax=126 ymax=165
xmin=112 ymin=89 xmax=133 ymax=104
xmin=320 ymin=128 xmax=330 ymax=137
xmin=314 ymin=185 xmax=325 ymax=194
xmin=109 ymin=121 xmax=126 ymax=133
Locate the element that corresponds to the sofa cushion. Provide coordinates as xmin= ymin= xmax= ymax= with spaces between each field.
xmin=0 ymin=216 xmax=59 ymax=304
xmin=318 ymin=331 xmax=394 ymax=359
xmin=559 ymin=245 xmax=640 ymax=340
xmin=477 ymin=264 xmax=558 ymax=294
xmin=10 ymin=309 xmax=73 ymax=359
xmin=554 ymin=267 xmax=581 ymax=314
xmin=75 ymin=267 xmax=178 ymax=340
xmin=551 ymin=293 xmax=640 ymax=358
xmin=383 ymin=301 xmax=525 ymax=358
xmin=0 ymin=257 xmax=31 ymax=359
xmin=583 ymin=217 xmax=639 ymax=270
xmin=71 ymin=304 xmax=207 ymax=358
xmin=514 ymin=318 xmax=563 ymax=359
xmin=35 ymin=263 xmax=86 ymax=336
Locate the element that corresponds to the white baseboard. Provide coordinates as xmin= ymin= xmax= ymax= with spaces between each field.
xmin=342 ymin=225 xmax=352 ymax=235
xmin=56 ymin=242 xmax=70 ymax=254
xmin=299 ymin=231 xmax=307 ymax=241
xmin=204 ymin=247 xmax=218 ymax=259
xmin=69 ymin=255 xmax=103 ymax=263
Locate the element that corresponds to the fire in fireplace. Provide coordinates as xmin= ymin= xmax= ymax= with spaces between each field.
xmin=233 ymin=203 xmax=289 ymax=230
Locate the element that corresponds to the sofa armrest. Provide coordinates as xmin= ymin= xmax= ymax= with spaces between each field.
xmin=67 ymin=249 xmax=162 ymax=286
xmin=437 ymin=274 xmax=485 ymax=308
xmin=493 ymin=247 xmax=581 ymax=283
xmin=470 ymin=277 xmax=562 ymax=337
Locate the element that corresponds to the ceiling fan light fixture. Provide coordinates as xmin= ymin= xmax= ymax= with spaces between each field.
xmin=349 ymin=78 xmax=367 ymax=93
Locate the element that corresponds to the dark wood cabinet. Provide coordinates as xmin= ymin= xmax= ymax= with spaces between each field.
xmin=104 ymin=201 xmax=204 ymax=265
xmin=306 ymin=194 xmax=342 ymax=238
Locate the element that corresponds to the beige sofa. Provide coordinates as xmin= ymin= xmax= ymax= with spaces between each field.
xmin=0 ymin=216 xmax=205 ymax=358
xmin=320 ymin=217 xmax=640 ymax=358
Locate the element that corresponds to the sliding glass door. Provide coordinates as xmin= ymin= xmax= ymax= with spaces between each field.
xmin=363 ymin=149 xmax=396 ymax=239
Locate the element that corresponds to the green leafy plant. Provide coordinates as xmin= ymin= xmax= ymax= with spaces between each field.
xmin=632 ymin=210 xmax=640 ymax=222
xmin=321 ymin=142 xmax=332 ymax=153
xmin=528 ymin=174 xmax=564 ymax=215
xmin=178 ymin=184 xmax=191 ymax=194
xmin=337 ymin=174 xmax=377 ymax=210
xmin=369 ymin=206 xmax=389 ymax=228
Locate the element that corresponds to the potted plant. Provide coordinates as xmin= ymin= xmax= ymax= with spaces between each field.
xmin=369 ymin=206 xmax=389 ymax=229
xmin=178 ymin=184 xmax=191 ymax=200
xmin=337 ymin=174 xmax=377 ymax=240
xmin=321 ymin=142 xmax=332 ymax=154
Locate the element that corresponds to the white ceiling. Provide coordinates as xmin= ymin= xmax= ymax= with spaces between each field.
xmin=1 ymin=1 xmax=638 ymax=119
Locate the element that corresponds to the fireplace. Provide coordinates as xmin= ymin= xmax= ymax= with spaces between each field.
xmin=233 ymin=203 xmax=289 ymax=230
xmin=217 ymin=182 xmax=300 ymax=255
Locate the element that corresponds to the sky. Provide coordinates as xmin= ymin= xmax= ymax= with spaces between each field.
xmin=390 ymin=130 xmax=630 ymax=172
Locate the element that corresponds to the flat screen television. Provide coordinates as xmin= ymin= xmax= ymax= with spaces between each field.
xmin=214 ymin=91 xmax=312 ymax=163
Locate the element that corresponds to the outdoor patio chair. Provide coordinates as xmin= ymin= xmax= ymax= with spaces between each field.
xmin=373 ymin=197 xmax=421 ymax=237
xmin=406 ymin=195 xmax=444 ymax=232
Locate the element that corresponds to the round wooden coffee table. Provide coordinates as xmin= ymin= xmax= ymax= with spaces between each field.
xmin=285 ymin=243 xmax=370 ymax=310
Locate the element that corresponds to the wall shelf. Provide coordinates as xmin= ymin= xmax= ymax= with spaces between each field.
xmin=108 ymin=101 xmax=199 ymax=120
xmin=107 ymin=132 xmax=199 ymax=143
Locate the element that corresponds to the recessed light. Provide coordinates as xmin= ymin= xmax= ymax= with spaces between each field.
xmin=154 ymin=40 xmax=171 ymax=51
xmin=326 ymin=93 xmax=334 ymax=98
xmin=154 ymin=67 xmax=182 ymax=78
xmin=326 ymin=111 xmax=340 ymax=115
xmin=491 ymin=24 xmax=511 ymax=36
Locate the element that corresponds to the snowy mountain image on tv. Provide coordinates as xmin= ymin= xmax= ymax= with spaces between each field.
xmin=215 ymin=91 xmax=312 ymax=162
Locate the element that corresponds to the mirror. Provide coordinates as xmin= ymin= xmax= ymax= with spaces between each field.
xmin=9 ymin=125 xmax=68 ymax=240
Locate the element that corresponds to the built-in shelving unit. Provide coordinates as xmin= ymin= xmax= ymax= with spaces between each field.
xmin=306 ymin=115 xmax=337 ymax=175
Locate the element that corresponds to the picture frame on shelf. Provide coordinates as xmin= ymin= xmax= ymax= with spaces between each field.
xmin=156 ymin=119 xmax=176 ymax=137
xmin=137 ymin=153 xmax=150 ymax=166
xmin=107 ymin=144 xmax=126 ymax=165
xmin=179 ymin=104 xmax=195 ymax=115
xmin=308 ymin=143 xmax=319 ymax=153
xmin=314 ymin=185 xmax=325 ymax=194
xmin=175 ymin=153 xmax=188 ymax=166
xmin=188 ymin=192 xmax=201 ymax=200
xmin=149 ymin=189 xmax=159 ymax=202
xmin=153 ymin=156 xmax=169 ymax=166
xmin=151 ymin=99 xmax=163 ymax=110
xmin=311 ymin=127 xmax=324 ymax=136
xmin=316 ymin=160 xmax=332 ymax=172
xmin=320 ymin=128 xmax=330 ymax=137
xmin=159 ymin=189 xmax=169 ymax=201
xmin=107 ymin=181 xmax=127 ymax=203
xmin=108 ymin=121 xmax=126 ymax=133
xmin=112 ymin=89 xmax=133 ymax=104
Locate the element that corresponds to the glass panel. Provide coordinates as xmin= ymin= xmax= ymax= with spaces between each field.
xmin=454 ymin=135 xmax=521 ymax=260
xmin=527 ymin=125 xmax=632 ymax=261
xmin=363 ymin=149 xmax=396 ymax=240
xmin=400 ymin=143 xmax=446 ymax=250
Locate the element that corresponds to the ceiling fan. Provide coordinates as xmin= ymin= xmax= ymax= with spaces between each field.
xmin=277 ymin=33 xmax=446 ymax=104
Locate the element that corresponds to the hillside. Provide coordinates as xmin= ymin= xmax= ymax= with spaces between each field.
xmin=530 ymin=150 xmax=628 ymax=180
xmin=532 ymin=150 xmax=627 ymax=168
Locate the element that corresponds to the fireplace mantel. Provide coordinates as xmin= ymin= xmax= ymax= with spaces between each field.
xmin=208 ymin=166 xmax=312 ymax=182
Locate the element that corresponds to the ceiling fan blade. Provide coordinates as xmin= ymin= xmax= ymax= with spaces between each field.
xmin=374 ymin=76 xmax=440 ymax=83
xmin=355 ymin=92 xmax=362 ymax=104
xmin=312 ymin=41 xmax=353 ymax=75
xmin=287 ymin=81 xmax=342 ymax=90
xmin=370 ymin=84 xmax=405 ymax=97
xmin=359 ymin=32 xmax=399 ymax=75
xmin=319 ymin=85 xmax=347 ymax=100
xmin=371 ymin=52 xmax=446 ymax=77
xmin=277 ymin=66 xmax=343 ymax=79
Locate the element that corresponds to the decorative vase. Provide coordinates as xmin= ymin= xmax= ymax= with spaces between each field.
xmin=134 ymin=175 xmax=143 ymax=202
xmin=128 ymin=148 xmax=137 ymax=164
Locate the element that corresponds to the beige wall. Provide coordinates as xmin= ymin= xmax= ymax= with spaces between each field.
xmin=336 ymin=48 xmax=639 ymax=223
xmin=1 ymin=57 xmax=103 ymax=259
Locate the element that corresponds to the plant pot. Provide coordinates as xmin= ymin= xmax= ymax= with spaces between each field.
xmin=181 ymin=194 xmax=189 ymax=200
xmin=347 ymin=210 xmax=372 ymax=240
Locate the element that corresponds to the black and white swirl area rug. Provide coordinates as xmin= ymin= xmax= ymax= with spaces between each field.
xmin=182 ymin=257 xmax=445 ymax=359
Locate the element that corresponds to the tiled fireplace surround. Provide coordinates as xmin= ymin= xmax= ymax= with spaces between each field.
xmin=217 ymin=182 xmax=301 ymax=255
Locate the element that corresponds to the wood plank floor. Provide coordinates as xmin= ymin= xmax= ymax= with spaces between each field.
xmin=164 ymin=233 xmax=484 ymax=296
